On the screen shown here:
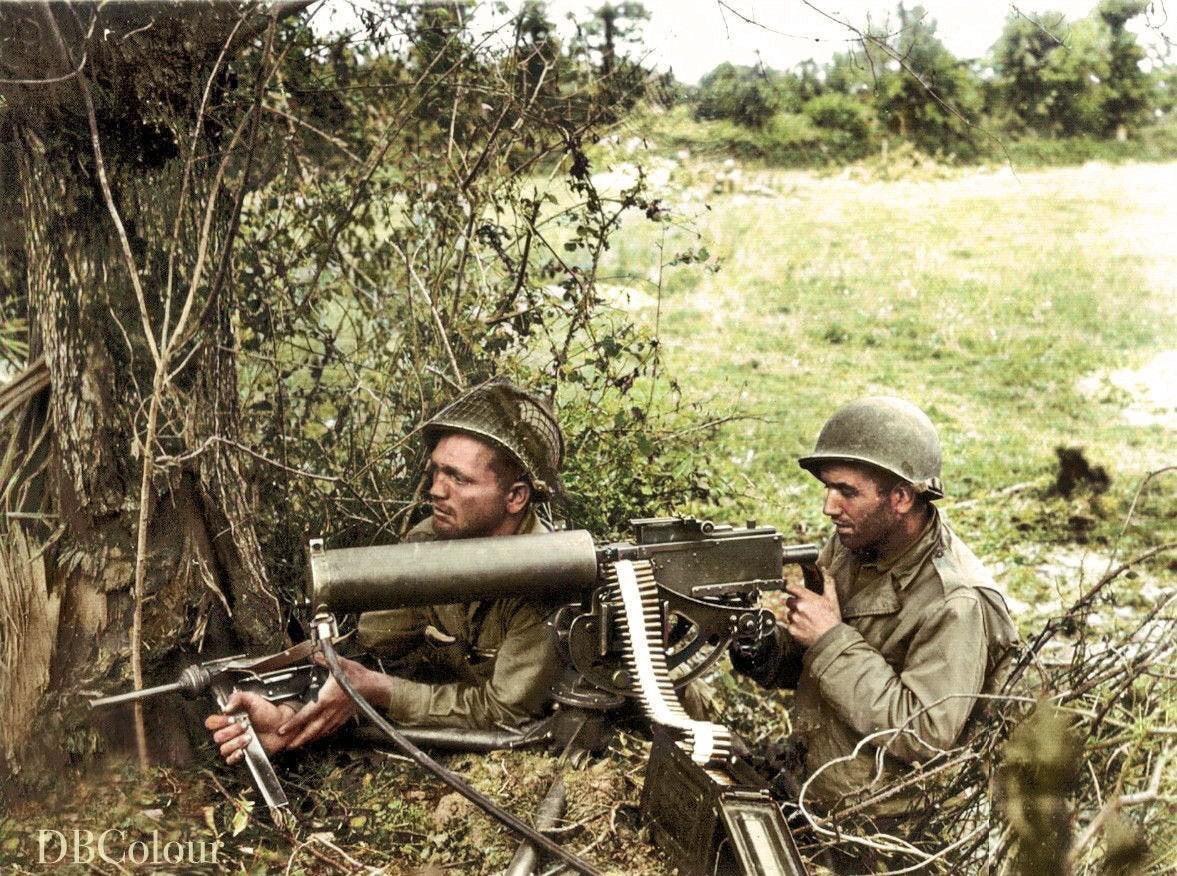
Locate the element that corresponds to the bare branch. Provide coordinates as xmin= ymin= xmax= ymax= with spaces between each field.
xmin=43 ymin=4 xmax=161 ymax=369
xmin=1011 ymin=5 xmax=1068 ymax=47
xmin=0 ymin=52 xmax=86 ymax=86
xmin=163 ymin=10 xmax=251 ymax=347
xmin=261 ymin=103 xmax=364 ymax=164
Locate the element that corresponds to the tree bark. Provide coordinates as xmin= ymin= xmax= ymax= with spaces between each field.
xmin=0 ymin=1 xmax=288 ymax=775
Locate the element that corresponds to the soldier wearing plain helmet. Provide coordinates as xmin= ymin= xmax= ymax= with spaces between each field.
xmin=731 ymin=396 xmax=1017 ymax=864
xmin=206 ymin=381 xmax=569 ymax=762
xmin=799 ymin=395 xmax=944 ymax=499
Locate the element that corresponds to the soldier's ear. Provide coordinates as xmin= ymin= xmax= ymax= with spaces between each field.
xmin=505 ymin=479 xmax=531 ymax=514
xmin=890 ymin=482 xmax=917 ymax=515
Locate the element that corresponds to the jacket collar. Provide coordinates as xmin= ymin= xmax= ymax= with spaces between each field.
xmin=838 ymin=569 xmax=901 ymax=619
xmin=411 ymin=505 xmax=547 ymax=539
xmin=516 ymin=507 xmax=547 ymax=535
xmin=867 ymin=506 xmax=941 ymax=590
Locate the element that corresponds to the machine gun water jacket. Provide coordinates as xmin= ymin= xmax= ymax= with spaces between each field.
xmin=356 ymin=510 xmax=562 ymax=728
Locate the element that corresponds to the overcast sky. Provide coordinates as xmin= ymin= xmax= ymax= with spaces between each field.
xmin=318 ymin=0 xmax=1174 ymax=83
xmin=624 ymin=0 xmax=1170 ymax=82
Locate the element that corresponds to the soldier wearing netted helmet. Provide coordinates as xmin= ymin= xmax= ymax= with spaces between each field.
xmin=206 ymin=381 xmax=570 ymax=760
xmin=416 ymin=378 xmax=564 ymax=533
xmin=730 ymin=396 xmax=1017 ymax=849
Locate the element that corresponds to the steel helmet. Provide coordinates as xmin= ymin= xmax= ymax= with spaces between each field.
xmin=423 ymin=379 xmax=564 ymax=500
xmin=798 ymin=396 xmax=944 ymax=499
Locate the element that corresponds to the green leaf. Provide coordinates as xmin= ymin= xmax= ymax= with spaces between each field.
xmin=231 ymin=800 xmax=254 ymax=837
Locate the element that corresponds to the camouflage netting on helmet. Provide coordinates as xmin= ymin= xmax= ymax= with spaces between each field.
xmin=423 ymin=380 xmax=564 ymax=499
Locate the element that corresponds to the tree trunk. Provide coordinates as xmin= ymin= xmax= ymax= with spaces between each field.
xmin=0 ymin=1 xmax=289 ymax=778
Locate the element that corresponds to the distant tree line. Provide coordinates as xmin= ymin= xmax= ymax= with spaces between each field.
xmin=690 ymin=1 xmax=1172 ymax=160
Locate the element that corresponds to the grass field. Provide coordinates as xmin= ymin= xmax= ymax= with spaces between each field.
xmin=596 ymin=157 xmax=1177 ymax=627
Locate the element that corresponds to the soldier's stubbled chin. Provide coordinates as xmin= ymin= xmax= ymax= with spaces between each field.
xmin=835 ymin=527 xmax=882 ymax=562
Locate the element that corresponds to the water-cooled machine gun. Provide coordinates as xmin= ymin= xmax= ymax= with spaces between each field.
xmin=308 ymin=517 xmax=819 ymax=876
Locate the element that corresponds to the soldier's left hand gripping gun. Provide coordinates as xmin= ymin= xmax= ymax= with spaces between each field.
xmin=88 ymin=641 xmax=324 ymax=814
xmin=308 ymin=517 xmax=819 ymax=876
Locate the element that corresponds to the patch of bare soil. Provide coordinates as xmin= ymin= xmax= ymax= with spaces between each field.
xmin=1078 ymin=350 xmax=1177 ymax=430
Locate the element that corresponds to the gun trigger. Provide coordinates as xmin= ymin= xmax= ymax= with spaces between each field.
xmin=424 ymin=624 xmax=458 ymax=645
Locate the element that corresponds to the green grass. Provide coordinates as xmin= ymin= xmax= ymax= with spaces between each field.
xmin=598 ymin=159 xmax=1177 ymax=592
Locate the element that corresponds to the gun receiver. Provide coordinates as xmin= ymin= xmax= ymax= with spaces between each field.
xmin=89 ymin=643 xmax=322 ymax=815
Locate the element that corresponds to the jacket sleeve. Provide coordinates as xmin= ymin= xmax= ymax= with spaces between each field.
xmin=356 ymin=606 xmax=432 ymax=659
xmin=380 ymin=602 xmax=560 ymax=729
xmin=802 ymin=592 xmax=987 ymax=764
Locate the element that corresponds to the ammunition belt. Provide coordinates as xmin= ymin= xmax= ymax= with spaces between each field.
xmin=606 ymin=560 xmax=732 ymax=767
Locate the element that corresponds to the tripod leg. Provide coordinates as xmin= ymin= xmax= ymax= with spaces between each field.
xmin=504 ymin=775 xmax=567 ymax=876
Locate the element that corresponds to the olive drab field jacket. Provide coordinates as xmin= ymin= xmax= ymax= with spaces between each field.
xmin=761 ymin=508 xmax=1018 ymax=815
xmin=355 ymin=510 xmax=562 ymax=729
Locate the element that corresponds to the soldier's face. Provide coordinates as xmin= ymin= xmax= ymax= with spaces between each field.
xmin=426 ymin=434 xmax=522 ymax=540
xmin=817 ymin=463 xmax=901 ymax=554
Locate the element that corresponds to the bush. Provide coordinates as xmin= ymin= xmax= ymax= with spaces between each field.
xmin=984 ymin=115 xmax=1177 ymax=166
xmin=803 ymin=93 xmax=871 ymax=138
xmin=694 ymin=63 xmax=780 ymax=129
xmin=802 ymin=93 xmax=876 ymax=160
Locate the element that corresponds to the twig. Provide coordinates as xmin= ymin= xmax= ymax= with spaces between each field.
xmin=45 ymin=4 xmax=159 ymax=369
xmin=283 ymin=835 xmax=356 ymax=875
xmin=715 ymin=0 xmax=859 ymax=43
xmin=162 ymin=10 xmax=249 ymax=350
xmin=262 ymin=103 xmax=363 ymax=164
xmin=307 ymin=833 xmax=371 ymax=872
xmin=1118 ymin=749 xmax=1171 ymax=807
xmin=1077 ymin=542 xmax=1177 ymax=614
xmin=1068 ymin=750 xmax=1171 ymax=867
xmin=798 ymin=0 xmax=1018 ymax=173
xmin=0 ymin=51 xmax=87 ymax=85
xmin=162 ymin=435 xmax=341 ymax=483
xmin=397 ymin=243 xmax=466 ymax=389
xmin=41 ymin=2 xmax=148 ymax=768
xmin=1103 ymin=466 xmax=1177 ymax=577
xmin=1011 ymin=5 xmax=1067 ymax=47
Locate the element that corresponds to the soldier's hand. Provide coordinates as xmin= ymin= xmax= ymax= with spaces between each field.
xmin=278 ymin=654 xmax=390 ymax=749
xmin=205 ymin=691 xmax=296 ymax=762
xmin=783 ymin=568 xmax=841 ymax=648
